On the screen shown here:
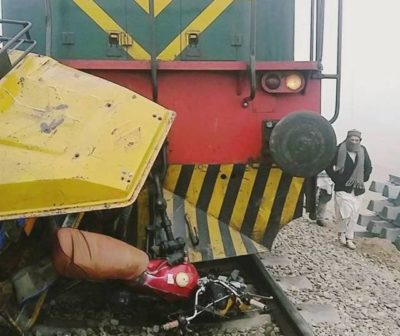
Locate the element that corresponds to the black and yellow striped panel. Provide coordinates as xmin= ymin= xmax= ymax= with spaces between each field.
xmin=129 ymin=186 xmax=266 ymax=263
xmin=164 ymin=189 xmax=266 ymax=262
xmin=164 ymin=164 xmax=305 ymax=249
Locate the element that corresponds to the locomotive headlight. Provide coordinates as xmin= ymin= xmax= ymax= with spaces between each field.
xmin=176 ymin=272 xmax=190 ymax=287
xmin=285 ymin=73 xmax=303 ymax=91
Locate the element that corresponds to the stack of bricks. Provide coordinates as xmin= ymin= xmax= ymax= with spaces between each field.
xmin=358 ymin=174 xmax=400 ymax=250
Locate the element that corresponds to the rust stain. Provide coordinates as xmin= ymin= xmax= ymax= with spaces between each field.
xmin=40 ymin=117 xmax=65 ymax=134
xmin=54 ymin=104 xmax=68 ymax=110
xmin=17 ymin=77 xmax=25 ymax=87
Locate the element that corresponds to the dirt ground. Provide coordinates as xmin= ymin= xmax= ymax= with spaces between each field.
xmin=356 ymin=237 xmax=400 ymax=271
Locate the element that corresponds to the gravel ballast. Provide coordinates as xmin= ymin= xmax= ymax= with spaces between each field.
xmin=267 ymin=217 xmax=400 ymax=336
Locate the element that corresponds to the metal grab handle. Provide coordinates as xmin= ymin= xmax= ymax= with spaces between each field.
xmin=313 ymin=0 xmax=343 ymax=124
xmin=325 ymin=0 xmax=343 ymax=124
xmin=242 ymin=0 xmax=256 ymax=108
xmin=242 ymin=54 xmax=256 ymax=107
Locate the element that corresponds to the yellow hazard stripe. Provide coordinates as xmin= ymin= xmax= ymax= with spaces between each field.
xmin=73 ymin=0 xmax=150 ymax=59
xmin=229 ymin=226 xmax=248 ymax=256
xmin=158 ymin=0 xmax=234 ymax=60
xmin=280 ymin=177 xmax=304 ymax=225
xmin=207 ymin=164 xmax=233 ymax=218
xmin=164 ymin=165 xmax=182 ymax=193
xmin=186 ymin=165 xmax=207 ymax=204
xmin=252 ymin=168 xmax=282 ymax=241
xmin=206 ymin=164 xmax=234 ymax=258
xmin=135 ymin=0 xmax=172 ymax=17
xmin=230 ymin=167 xmax=257 ymax=232
xmin=207 ymin=215 xmax=226 ymax=259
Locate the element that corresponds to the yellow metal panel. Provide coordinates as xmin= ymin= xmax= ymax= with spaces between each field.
xmin=0 ymin=53 xmax=174 ymax=219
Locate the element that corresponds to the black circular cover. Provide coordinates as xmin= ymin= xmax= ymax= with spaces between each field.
xmin=269 ymin=111 xmax=337 ymax=177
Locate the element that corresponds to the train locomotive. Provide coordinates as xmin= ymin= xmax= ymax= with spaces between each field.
xmin=0 ymin=0 xmax=343 ymax=333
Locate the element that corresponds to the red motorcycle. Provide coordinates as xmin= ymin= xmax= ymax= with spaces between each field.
xmin=1 ymin=174 xmax=269 ymax=334
xmin=52 ymin=227 xmax=269 ymax=332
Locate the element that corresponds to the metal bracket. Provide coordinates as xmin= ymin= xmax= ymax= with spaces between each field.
xmin=12 ymin=259 xmax=57 ymax=305
xmin=149 ymin=0 xmax=158 ymax=102
xmin=242 ymin=0 xmax=257 ymax=108
xmin=261 ymin=120 xmax=278 ymax=162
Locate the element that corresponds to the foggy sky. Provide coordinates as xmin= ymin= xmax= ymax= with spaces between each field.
xmin=296 ymin=0 xmax=400 ymax=180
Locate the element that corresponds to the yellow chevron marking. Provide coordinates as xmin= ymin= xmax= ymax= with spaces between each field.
xmin=158 ymin=0 xmax=234 ymax=60
xmin=207 ymin=164 xmax=234 ymax=218
xmin=135 ymin=0 xmax=172 ymax=16
xmin=184 ymin=199 xmax=203 ymax=262
xmin=230 ymin=166 xmax=257 ymax=232
xmin=136 ymin=187 xmax=149 ymax=250
xmin=164 ymin=165 xmax=182 ymax=193
xmin=207 ymin=215 xmax=226 ymax=259
xmin=186 ymin=165 xmax=207 ymax=205
xmin=229 ymin=227 xmax=248 ymax=256
xmin=73 ymin=0 xmax=150 ymax=59
xmin=280 ymin=177 xmax=304 ymax=225
xmin=252 ymin=168 xmax=282 ymax=242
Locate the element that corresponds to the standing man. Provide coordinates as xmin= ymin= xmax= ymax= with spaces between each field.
xmin=326 ymin=129 xmax=372 ymax=249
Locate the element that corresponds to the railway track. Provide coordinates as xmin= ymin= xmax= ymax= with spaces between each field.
xmin=1 ymin=255 xmax=313 ymax=336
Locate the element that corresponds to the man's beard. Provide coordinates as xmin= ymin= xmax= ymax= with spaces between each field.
xmin=346 ymin=142 xmax=360 ymax=153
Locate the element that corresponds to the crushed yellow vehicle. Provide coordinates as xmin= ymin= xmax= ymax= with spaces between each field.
xmin=0 ymin=52 xmax=175 ymax=220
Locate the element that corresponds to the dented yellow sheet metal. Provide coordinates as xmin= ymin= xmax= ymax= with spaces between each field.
xmin=0 ymin=52 xmax=175 ymax=220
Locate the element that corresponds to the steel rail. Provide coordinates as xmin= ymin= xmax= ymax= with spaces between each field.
xmin=243 ymin=254 xmax=314 ymax=336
